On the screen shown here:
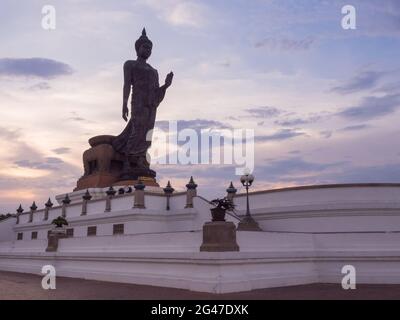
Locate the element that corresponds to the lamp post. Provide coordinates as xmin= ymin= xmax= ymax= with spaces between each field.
xmin=237 ymin=173 xmax=262 ymax=231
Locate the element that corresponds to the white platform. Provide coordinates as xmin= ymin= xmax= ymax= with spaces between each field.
xmin=1 ymin=183 xmax=400 ymax=293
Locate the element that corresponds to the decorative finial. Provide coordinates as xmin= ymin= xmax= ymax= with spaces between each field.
xmin=142 ymin=28 xmax=147 ymax=36
xmin=186 ymin=176 xmax=198 ymax=190
xmin=134 ymin=180 xmax=146 ymax=191
xmin=226 ymin=181 xmax=237 ymax=194
xmin=82 ymin=189 xmax=92 ymax=201
xmin=62 ymin=194 xmax=71 ymax=205
xmin=16 ymin=204 xmax=24 ymax=214
xmin=106 ymin=186 xmax=116 ymax=196
xmin=163 ymin=181 xmax=175 ymax=195
xmin=45 ymin=198 xmax=53 ymax=208
xmin=30 ymin=201 xmax=38 ymax=211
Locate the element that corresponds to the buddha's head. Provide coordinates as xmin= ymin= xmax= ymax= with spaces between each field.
xmin=135 ymin=28 xmax=153 ymax=60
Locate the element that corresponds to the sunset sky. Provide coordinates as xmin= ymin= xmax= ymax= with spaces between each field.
xmin=1 ymin=0 xmax=400 ymax=213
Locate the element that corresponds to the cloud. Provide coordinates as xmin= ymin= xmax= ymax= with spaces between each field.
xmin=317 ymin=162 xmax=400 ymax=185
xmin=52 ymin=147 xmax=71 ymax=155
xmin=255 ymin=37 xmax=315 ymax=51
xmin=256 ymin=159 xmax=400 ymax=187
xmin=143 ymin=0 xmax=208 ymax=27
xmin=338 ymin=94 xmax=400 ymax=120
xmin=0 ymin=58 xmax=73 ymax=79
xmin=67 ymin=112 xmax=92 ymax=123
xmin=0 ymin=129 xmax=81 ymax=212
xmin=156 ymin=119 xmax=231 ymax=132
xmin=339 ymin=124 xmax=371 ymax=132
xmin=355 ymin=0 xmax=400 ymax=37
xmin=167 ymin=2 xmax=206 ymax=27
xmin=28 ymin=82 xmax=51 ymax=91
xmin=255 ymin=129 xmax=306 ymax=142
xmin=0 ymin=127 xmax=21 ymax=140
xmin=331 ymin=71 xmax=386 ymax=94
xmin=69 ymin=116 xmax=87 ymax=122
xmin=245 ymin=106 xmax=282 ymax=118
xmin=275 ymin=115 xmax=321 ymax=127
xmin=219 ymin=61 xmax=231 ymax=68
xmin=258 ymin=157 xmax=341 ymax=180
xmin=320 ymin=131 xmax=332 ymax=139
xmin=376 ymin=80 xmax=400 ymax=95
xmin=14 ymin=157 xmax=64 ymax=171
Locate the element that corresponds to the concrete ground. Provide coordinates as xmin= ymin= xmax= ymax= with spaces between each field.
xmin=0 ymin=271 xmax=400 ymax=300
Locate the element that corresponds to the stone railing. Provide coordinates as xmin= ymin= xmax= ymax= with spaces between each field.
xmin=14 ymin=178 xmax=199 ymax=225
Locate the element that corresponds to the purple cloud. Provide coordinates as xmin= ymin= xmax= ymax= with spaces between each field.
xmin=338 ymin=94 xmax=400 ymax=120
xmin=0 ymin=58 xmax=73 ymax=79
xmin=332 ymin=71 xmax=386 ymax=95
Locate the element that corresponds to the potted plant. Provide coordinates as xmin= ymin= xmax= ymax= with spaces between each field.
xmin=210 ymin=197 xmax=235 ymax=222
xmin=51 ymin=216 xmax=68 ymax=234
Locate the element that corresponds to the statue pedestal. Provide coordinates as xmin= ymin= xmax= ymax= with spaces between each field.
xmin=75 ymin=135 xmax=159 ymax=191
xmin=200 ymin=221 xmax=239 ymax=252
xmin=115 ymin=177 xmax=159 ymax=188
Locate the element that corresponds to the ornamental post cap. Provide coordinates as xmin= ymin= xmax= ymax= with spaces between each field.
xmin=186 ymin=176 xmax=198 ymax=189
xmin=226 ymin=181 xmax=237 ymax=193
xmin=45 ymin=198 xmax=53 ymax=208
xmin=30 ymin=201 xmax=38 ymax=211
xmin=62 ymin=194 xmax=71 ymax=204
xmin=163 ymin=180 xmax=175 ymax=194
xmin=16 ymin=204 xmax=24 ymax=213
xmin=82 ymin=189 xmax=92 ymax=201
xmin=134 ymin=180 xmax=146 ymax=190
xmin=106 ymin=186 xmax=117 ymax=196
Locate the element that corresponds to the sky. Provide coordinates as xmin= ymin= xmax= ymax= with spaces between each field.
xmin=0 ymin=0 xmax=400 ymax=213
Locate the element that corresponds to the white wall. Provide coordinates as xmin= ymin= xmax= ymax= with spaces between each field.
xmin=3 ymin=184 xmax=400 ymax=293
xmin=0 ymin=218 xmax=16 ymax=242
xmin=2 ymin=231 xmax=400 ymax=293
xmin=233 ymin=185 xmax=400 ymax=232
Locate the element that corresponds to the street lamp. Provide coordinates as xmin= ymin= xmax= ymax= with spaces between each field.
xmin=237 ymin=173 xmax=262 ymax=231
